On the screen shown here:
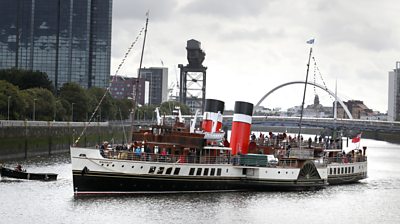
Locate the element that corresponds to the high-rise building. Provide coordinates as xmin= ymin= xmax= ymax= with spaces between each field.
xmin=109 ymin=76 xmax=147 ymax=105
xmin=388 ymin=62 xmax=400 ymax=121
xmin=0 ymin=0 xmax=112 ymax=91
xmin=139 ymin=67 xmax=168 ymax=105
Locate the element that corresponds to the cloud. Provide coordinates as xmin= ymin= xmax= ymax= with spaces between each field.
xmin=180 ymin=0 xmax=270 ymax=18
xmin=109 ymin=0 xmax=400 ymax=112
xmin=113 ymin=0 xmax=178 ymax=21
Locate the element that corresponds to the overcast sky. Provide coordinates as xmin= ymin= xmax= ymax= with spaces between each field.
xmin=111 ymin=0 xmax=400 ymax=113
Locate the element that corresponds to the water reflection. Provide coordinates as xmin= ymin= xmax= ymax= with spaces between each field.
xmin=1 ymin=139 xmax=400 ymax=224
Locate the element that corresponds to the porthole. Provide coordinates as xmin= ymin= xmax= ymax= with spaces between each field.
xmin=106 ymin=164 xmax=109 ymax=167
xmin=140 ymin=166 xmax=143 ymax=169
xmin=122 ymin=165 xmax=124 ymax=168
xmin=278 ymin=171 xmax=280 ymax=174
xmin=131 ymin=166 xmax=134 ymax=168
xmin=286 ymin=171 xmax=288 ymax=174
xmin=101 ymin=164 xmax=104 ymax=166
xmin=226 ymin=169 xmax=229 ymax=173
xmin=112 ymin=164 xmax=115 ymax=167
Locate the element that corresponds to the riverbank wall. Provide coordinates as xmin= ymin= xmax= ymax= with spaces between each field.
xmin=0 ymin=121 xmax=127 ymax=160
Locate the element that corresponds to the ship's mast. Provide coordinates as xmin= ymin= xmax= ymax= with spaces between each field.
xmin=131 ymin=12 xmax=149 ymax=138
xmin=298 ymin=41 xmax=314 ymax=149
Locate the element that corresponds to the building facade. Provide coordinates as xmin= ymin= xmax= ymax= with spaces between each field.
xmin=139 ymin=67 xmax=168 ymax=105
xmin=0 ymin=0 xmax=112 ymax=91
xmin=336 ymin=100 xmax=373 ymax=119
xmin=388 ymin=62 xmax=400 ymax=121
xmin=109 ymin=76 xmax=147 ymax=105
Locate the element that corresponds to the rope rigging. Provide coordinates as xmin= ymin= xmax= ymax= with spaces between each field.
xmin=312 ymin=56 xmax=334 ymax=101
xmin=73 ymin=24 xmax=146 ymax=146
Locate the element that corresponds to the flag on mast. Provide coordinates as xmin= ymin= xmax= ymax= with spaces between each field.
xmin=306 ymin=39 xmax=315 ymax=44
xmin=352 ymin=133 xmax=362 ymax=143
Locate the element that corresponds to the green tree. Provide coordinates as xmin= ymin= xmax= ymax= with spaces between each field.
xmin=87 ymin=87 xmax=116 ymax=121
xmin=0 ymin=68 xmax=54 ymax=92
xmin=136 ymin=104 xmax=157 ymax=120
xmin=159 ymin=101 xmax=191 ymax=116
xmin=0 ymin=80 xmax=25 ymax=120
xmin=54 ymin=98 xmax=67 ymax=121
xmin=114 ymin=98 xmax=132 ymax=120
xmin=20 ymin=88 xmax=56 ymax=121
xmin=59 ymin=83 xmax=89 ymax=122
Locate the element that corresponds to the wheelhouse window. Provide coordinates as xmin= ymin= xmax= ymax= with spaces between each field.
xmin=217 ymin=168 xmax=222 ymax=176
xmin=165 ymin=167 xmax=173 ymax=175
xmin=157 ymin=167 xmax=164 ymax=174
xmin=196 ymin=168 xmax=202 ymax=176
xmin=210 ymin=168 xmax=216 ymax=176
xmin=189 ymin=168 xmax=195 ymax=176
xmin=173 ymin=168 xmax=181 ymax=175
xmin=148 ymin=166 xmax=156 ymax=174
xmin=203 ymin=168 xmax=209 ymax=176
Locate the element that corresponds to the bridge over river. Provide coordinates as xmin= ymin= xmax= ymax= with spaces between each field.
xmin=127 ymin=115 xmax=400 ymax=134
xmin=221 ymin=116 xmax=400 ymax=133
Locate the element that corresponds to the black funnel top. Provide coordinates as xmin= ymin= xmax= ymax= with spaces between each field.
xmin=205 ymin=99 xmax=225 ymax=114
xmin=234 ymin=101 xmax=253 ymax=116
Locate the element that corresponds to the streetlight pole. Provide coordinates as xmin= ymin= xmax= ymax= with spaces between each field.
xmin=33 ymin=98 xmax=37 ymax=121
xmin=71 ymin=102 xmax=75 ymax=122
xmin=7 ymin=96 xmax=11 ymax=120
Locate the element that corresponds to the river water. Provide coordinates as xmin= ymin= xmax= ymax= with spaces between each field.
xmin=1 ymin=138 xmax=399 ymax=224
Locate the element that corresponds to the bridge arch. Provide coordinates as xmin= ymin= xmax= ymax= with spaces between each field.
xmin=254 ymin=81 xmax=353 ymax=119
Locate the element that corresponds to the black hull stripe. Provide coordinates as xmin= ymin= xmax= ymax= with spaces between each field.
xmin=72 ymin=171 xmax=326 ymax=194
xmin=328 ymin=173 xmax=367 ymax=185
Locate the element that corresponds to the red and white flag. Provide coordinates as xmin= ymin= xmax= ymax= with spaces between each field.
xmin=352 ymin=133 xmax=362 ymax=143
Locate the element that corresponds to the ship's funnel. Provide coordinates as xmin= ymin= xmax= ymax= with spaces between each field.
xmin=230 ymin=101 xmax=253 ymax=155
xmin=202 ymin=99 xmax=225 ymax=132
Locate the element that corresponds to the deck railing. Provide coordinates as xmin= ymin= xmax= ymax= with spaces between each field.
xmin=99 ymin=150 xmax=331 ymax=168
xmin=101 ymin=150 xmax=232 ymax=165
xmin=326 ymin=155 xmax=367 ymax=164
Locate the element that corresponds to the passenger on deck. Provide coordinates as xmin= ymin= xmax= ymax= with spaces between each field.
xmin=223 ymin=138 xmax=230 ymax=147
xmin=100 ymin=147 xmax=105 ymax=157
xmin=15 ymin=164 xmax=23 ymax=172
xmin=160 ymin=148 xmax=167 ymax=162
xmin=135 ymin=146 xmax=141 ymax=159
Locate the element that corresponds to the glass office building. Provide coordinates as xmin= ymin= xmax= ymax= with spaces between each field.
xmin=0 ymin=0 xmax=112 ymax=91
xmin=140 ymin=67 xmax=168 ymax=105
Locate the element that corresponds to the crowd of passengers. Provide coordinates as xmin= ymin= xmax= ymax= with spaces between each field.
xmin=252 ymin=132 xmax=343 ymax=149
xmin=96 ymin=131 xmax=364 ymax=163
xmin=97 ymin=141 xmax=230 ymax=163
